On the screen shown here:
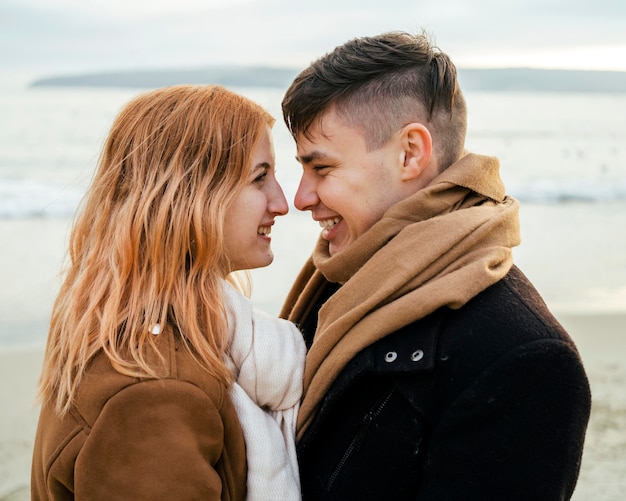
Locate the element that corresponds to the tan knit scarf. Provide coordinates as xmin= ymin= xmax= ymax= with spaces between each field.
xmin=280 ymin=152 xmax=521 ymax=439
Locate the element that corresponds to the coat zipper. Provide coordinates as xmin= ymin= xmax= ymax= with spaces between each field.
xmin=326 ymin=388 xmax=395 ymax=492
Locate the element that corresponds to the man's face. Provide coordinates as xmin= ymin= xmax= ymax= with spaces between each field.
xmin=294 ymin=108 xmax=409 ymax=256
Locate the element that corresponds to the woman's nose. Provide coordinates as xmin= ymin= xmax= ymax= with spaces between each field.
xmin=270 ymin=180 xmax=289 ymax=216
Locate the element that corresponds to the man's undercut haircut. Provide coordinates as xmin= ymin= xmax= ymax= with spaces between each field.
xmin=282 ymin=31 xmax=468 ymax=171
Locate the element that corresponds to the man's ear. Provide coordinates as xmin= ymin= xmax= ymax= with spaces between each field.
xmin=399 ymin=123 xmax=432 ymax=182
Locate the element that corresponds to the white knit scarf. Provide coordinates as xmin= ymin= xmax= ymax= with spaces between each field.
xmin=223 ymin=282 xmax=305 ymax=500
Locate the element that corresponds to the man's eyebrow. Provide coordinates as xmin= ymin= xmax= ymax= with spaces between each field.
xmin=296 ymin=150 xmax=333 ymax=164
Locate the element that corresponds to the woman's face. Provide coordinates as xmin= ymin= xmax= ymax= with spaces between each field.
xmin=223 ymin=126 xmax=289 ymax=272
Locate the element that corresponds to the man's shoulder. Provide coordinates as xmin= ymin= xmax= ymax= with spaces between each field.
xmin=332 ymin=265 xmax=577 ymax=399
xmin=447 ymin=265 xmax=570 ymax=343
xmin=373 ymin=266 xmax=574 ymax=369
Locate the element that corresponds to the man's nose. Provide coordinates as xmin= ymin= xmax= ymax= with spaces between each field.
xmin=294 ymin=174 xmax=318 ymax=212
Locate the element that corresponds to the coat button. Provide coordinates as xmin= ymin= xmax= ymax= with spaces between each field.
xmin=411 ymin=349 xmax=424 ymax=362
xmin=384 ymin=351 xmax=398 ymax=362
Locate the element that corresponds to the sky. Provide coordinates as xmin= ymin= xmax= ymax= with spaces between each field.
xmin=2 ymin=0 xmax=626 ymax=79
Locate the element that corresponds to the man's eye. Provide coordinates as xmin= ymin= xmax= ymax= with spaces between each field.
xmin=314 ymin=165 xmax=330 ymax=171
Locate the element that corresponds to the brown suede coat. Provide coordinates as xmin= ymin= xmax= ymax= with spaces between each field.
xmin=31 ymin=328 xmax=247 ymax=500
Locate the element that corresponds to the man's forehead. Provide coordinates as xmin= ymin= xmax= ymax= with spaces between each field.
xmin=298 ymin=109 xmax=365 ymax=143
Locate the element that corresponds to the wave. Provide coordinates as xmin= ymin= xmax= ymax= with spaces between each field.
xmin=2 ymin=177 xmax=626 ymax=219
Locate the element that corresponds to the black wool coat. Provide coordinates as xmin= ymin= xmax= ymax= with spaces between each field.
xmin=296 ymin=266 xmax=591 ymax=501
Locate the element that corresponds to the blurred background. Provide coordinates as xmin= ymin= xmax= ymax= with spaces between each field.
xmin=0 ymin=1 xmax=625 ymax=499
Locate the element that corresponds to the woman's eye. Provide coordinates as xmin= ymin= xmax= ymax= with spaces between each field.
xmin=254 ymin=171 xmax=268 ymax=183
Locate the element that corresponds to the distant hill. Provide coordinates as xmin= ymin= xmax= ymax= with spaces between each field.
xmin=29 ymin=66 xmax=299 ymax=89
xmin=458 ymin=68 xmax=626 ymax=93
xmin=29 ymin=66 xmax=626 ymax=93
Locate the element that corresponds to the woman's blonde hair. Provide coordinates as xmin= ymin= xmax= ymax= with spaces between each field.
xmin=39 ymin=84 xmax=275 ymax=414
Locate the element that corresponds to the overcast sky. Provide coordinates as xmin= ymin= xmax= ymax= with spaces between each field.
xmin=2 ymin=0 xmax=626 ymax=78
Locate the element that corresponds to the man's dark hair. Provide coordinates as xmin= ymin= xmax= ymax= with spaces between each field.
xmin=282 ymin=31 xmax=467 ymax=171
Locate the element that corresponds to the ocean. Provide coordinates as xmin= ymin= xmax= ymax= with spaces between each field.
xmin=1 ymin=73 xmax=625 ymax=350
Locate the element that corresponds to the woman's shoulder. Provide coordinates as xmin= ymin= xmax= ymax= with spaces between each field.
xmin=33 ymin=340 xmax=243 ymax=498
xmin=73 ymin=329 xmax=230 ymax=425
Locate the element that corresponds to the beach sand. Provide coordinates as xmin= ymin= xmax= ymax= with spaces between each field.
xmin=0 ymin=314 xmax=624 ymax=500
xmin=558 ymin=314 xmax=626 ymax=501
xmin=0 ymin=348 xmax=43 ymax=500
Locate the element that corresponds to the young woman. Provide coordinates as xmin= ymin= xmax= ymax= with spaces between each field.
xmin=31 ymin=85 xmax=304 ymax=500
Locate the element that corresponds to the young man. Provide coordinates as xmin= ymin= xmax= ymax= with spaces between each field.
xmin=280 ymin=31 xmax=591 ymax=500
